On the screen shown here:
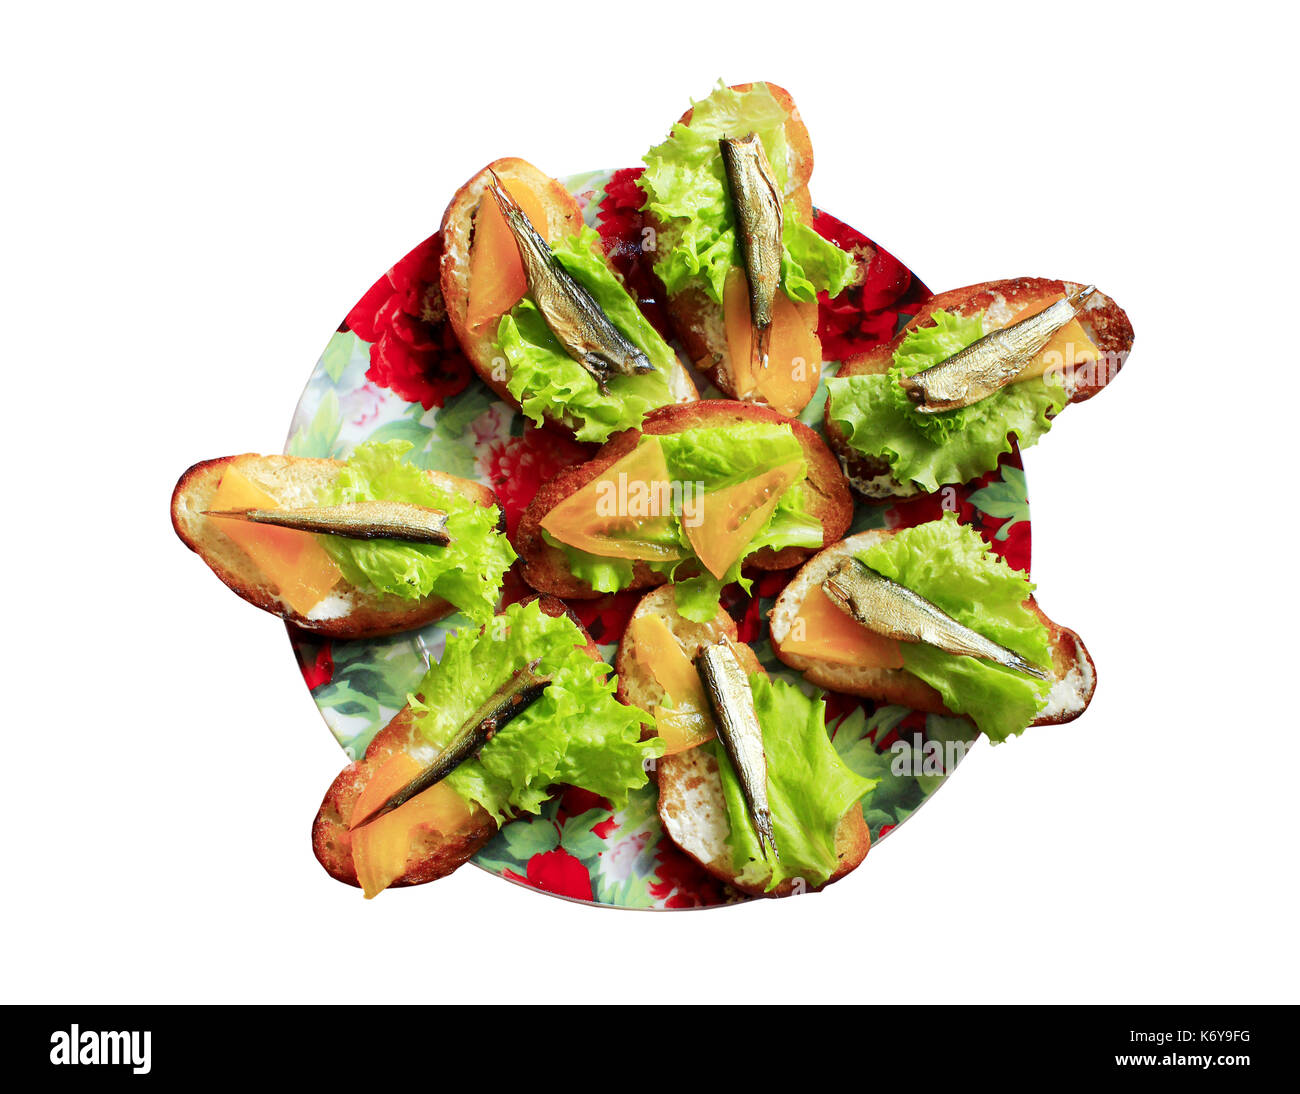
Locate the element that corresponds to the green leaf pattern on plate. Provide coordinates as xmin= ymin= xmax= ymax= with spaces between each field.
xmin=968 ymin=464 xmax=1030 ymax=541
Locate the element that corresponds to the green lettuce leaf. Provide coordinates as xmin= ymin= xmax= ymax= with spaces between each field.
xmin=781 ymin=217 xmax=859 ymax=304
xmin=669 ymin=575 xmax=728 ymax=623
xmin=825 ymin=309 xmax=1068 ymax=492
xmin=408 ymin=599 xmax=660 ymax=824
xmin=654 ymin=419 xmax=800 ymax=483
xmin=495 ymin=227 xmax=675 ymax=443
xmin=315 ymin=440 xmax=514 ymax=623
xmin=660 ymin=423 xmax=822 ymax=617
xmin=548 ymin=421 xmax=824 ymax=620
xmin=638 ymin=81 xmax=856 ymax=305
xmin=857 ymin=514 xmax=1052 ymax=741
xmin=717 ymin=676 xmax=878 ymax=891
xmin=551 ymin=550 xmax=636 ymax=596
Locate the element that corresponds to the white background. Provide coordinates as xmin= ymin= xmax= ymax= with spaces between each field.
xmin=3 ymin=1 xmax=1295 ymax=1004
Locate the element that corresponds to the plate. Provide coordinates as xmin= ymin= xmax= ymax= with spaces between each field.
xmin=285 ymin=169 xmax=1034 ymax=909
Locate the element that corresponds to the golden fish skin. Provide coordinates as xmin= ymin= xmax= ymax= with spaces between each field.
xmin=204 ymin=500 xmax=451 ymax=545
xmin=487 ymin=173 xmax=651 ymax=391
xmin=823 ymin=559 xmax=1050 ymax=680
xmin=696 ymin=641 xmax=777 ymax=859
xmin=898 ymin=285 xmax=1097 ymax=413
xmin=720 ymin=133 xmax=784 ymax=369
xmin=349 ymin=660 xmax=552 ymax=830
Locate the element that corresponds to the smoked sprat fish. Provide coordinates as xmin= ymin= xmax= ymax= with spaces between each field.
xmin=720 ymin=133 xmax=784 ymax=371
xmin=898 ymin=285 xmax=1097 ymax=413
xmin=205 ymin=500 xmax=451 ymax=545
xmin=349 ymin=660 xmax=553 ymax=830
xmin=823 ymin=558 xmax=1050 ymax=680
xmin=486 ymin=171 xmax=652 ymax=391
xmin=696 ymin=640 xmax=777 ymax=859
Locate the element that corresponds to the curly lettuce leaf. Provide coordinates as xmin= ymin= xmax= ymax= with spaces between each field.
xmin=717 ymin=676 xmax=878 ymax=891
xmin=825 ymin=309 xmax=1068 ymax=492
xmin=496 ymin=227 xmax=675 ymax=443
xmin=316 ymin=440 xmax=514 ymax=623
xmin=858 ymin=515 xmax=1052 ymax=741
xmin=638 ymin=81 xmax=856 ymax=305
xmin=409 ymin=599 xmax=659 ymax=824
xmin=549 ymin=422 xmax=823 ymax=620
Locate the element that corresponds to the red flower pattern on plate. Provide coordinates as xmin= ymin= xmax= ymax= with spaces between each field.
xmin=298 ymin=642 xmax=334 ymax=690
xmin=648 ymin=843 xmax=731 ymax=909
xmin=812 ymin=209 xmax=928 ymax=361
xmin=595 ymin=167 xmax=674 ymax=339
xmin=557 ymin=786 xmax=612 ymax=823
xmin=344 ymin=233 xmax=472 ymax=410
xmin=509 ymin=848 xmax=595 ymax=902
xmin=980 ymin=512 xmax=1032 ymax=575
xmin=485 ymin=427 xmax=590 ymax=539
xmin=567 ymin=591 xmax=642 ymax=647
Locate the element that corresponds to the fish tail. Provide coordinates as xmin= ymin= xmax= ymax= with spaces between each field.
xmin=582 ymin=353 xmax=612 ymax=393
xmin=755 ymin=810 xmax=778 ymax=860
xmin=755 ymin=320 xmax=772 ymax=372
xmin=1006 ymin=653 xmax=1052 ymax=681
xmin=485 ymin=168 xmax=520 ymax=220
xmin=1069 ymin=284 xmax=1098 ymax=309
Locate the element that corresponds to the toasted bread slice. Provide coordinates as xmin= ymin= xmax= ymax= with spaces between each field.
xmin=439 ymin=157 xmax=696 ymax=434
xmin=643 ymin=82 xmax=829 ymax=412
xmin=615 ymin=585 xmax=869 ymax=898
xmin=311 ymin=704 xmax=500 ymax=891
xmin=515 ymin=400 xmax=853 ymax=599
xmin=171 ymin=453 xmax=501 ymax=639
xmin=824 ymin=277 xmax=1135 ymax=499
xmin=768 ymin=531 xmax=1096 ymax=726
xmin=312 ymin=596 xmax=601 ymax=891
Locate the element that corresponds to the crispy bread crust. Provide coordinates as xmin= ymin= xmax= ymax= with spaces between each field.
xmin=439 ymin=158 xmax=585 ymax=409
xmin=311 ymin=705 xmax=500 ymax=890
xmin=824 ymin=277 xmax=1135 ymax=499
xmin=514 ymin=401 xmax=853 ymax=599
xmin=438 ymin=157 xmax=696 ymax=437
xmin=311 ymin=596 xmax=601 ymax=890
xmin=171 ymin=454 xmax=500 ymax=639
xmin=615 ymin=586 xmax=868 ymax=898
xmin=768 ymin=530 xmax=1097 ymax=726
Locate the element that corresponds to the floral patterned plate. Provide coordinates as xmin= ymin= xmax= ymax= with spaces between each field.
xmin=286 ymin=169 xmax=1035 ymax=909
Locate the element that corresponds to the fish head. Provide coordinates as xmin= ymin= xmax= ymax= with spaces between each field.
xmin=897 ymin=372 xmax=965 ymax=414
xmin=822 ymin=557 xmax=867 ymax=604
